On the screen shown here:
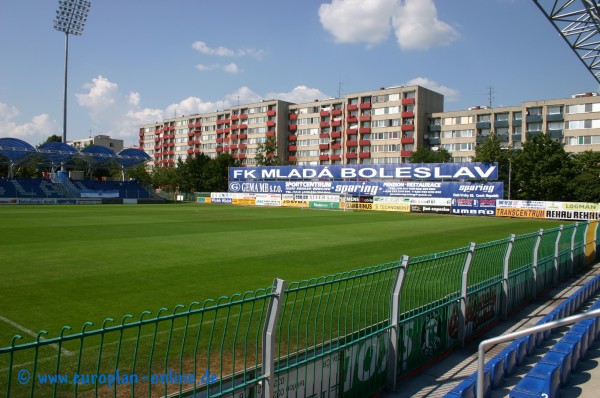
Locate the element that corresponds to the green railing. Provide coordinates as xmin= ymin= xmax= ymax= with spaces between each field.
xmin=1 ymin=221 xmax=597 ymax=398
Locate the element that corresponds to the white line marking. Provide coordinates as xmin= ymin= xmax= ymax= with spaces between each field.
xmin=0 ymin=316 xmax=73 ymax=356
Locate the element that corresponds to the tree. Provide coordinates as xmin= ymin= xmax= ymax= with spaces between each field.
xmin=124 ymin=164 xmax=152 ymax=186
xmin=408 ymin=147 xmax=452 ymax=163
xmin=151 ymin=165 xmax=177 ymax=190
xmin=254 ymin=137 xmax=280 ymax=166
xmin=43 ymin=134 xmax=63 ymax=144
xmin=473 ymin=133 xmax=514 ymax=198
xmin=568 ymin=151 xmax=600 ymax=202
xmin=203 ymin=154 xmax=239 ymax=192
xmin=511 ymin=134 xmax=575 ymax=201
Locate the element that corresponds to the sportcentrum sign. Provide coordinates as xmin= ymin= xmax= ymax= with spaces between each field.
xmin=229 ymin=163 xmax=498 ymax=181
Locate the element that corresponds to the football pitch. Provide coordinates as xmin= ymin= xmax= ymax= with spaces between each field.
xmin=0 ymin=204 xmax=563 ymax=347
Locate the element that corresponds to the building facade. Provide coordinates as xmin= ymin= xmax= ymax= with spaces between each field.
xmin=69 ymin=135 xmax=124 ymax=152
xmin=138 ymin=89 xmax=600 ymax=167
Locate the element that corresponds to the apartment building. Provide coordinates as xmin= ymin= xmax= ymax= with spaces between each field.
xmin=138 ymin=85 xmax=444 ymax=168
xmin=69 ymin=135 xmax=124 ymax=152
xmin=427 ymin=92 xmax=600 ymax=162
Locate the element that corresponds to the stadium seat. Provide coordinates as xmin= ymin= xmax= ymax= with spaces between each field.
xmin=510 ymin=363 xmax=560 ymax=398
xmin=540 ymin=349 xmax=572 ymax=387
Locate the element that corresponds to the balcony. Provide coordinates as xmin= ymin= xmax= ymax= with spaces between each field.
xmin=216 ymin=147 xmax=223 ymax=153
xmin=216 ymin=137 xmax=223 ymax=143
xmin=224 ymin=128 xmax=231 ymax=133
xmin=194 ymin=139 xmax=201 ymax=145
xmin=239 ymin=124 xmax=247 ymax=130
xmin=216 ymin=129 xmax=224 ymax=134
xmin=266 ymin=120 xmax=276 ymax=127
xmin=429 ymin=124 xmax=441 ymax=132
xmin=319 ymin=155 xmax=329 ymax=161
xmin=360 ymin=103 xmax=371 ymax=110
xmin=401 ymin=98 xmax=415 ymax=105
xmin=320 ymin=121 xmax=330 ymax=128
xmin=331 ymin=120 xmax=342 ymax=127
xmin=231 ymin=124 xmax=239 ymax=130
xmin=230 ymin=144 xmax=238 ymax=150
xmin=359 ymin=152 xmax=371 ymax=159
xmin=347 ymin=104 xmax=358 ymax=111
xmin=526 ymin=130 xmax=543 ymax=139
xmin=346 ymin=128 xmax=358 ymax=135
xmin=547 ymin=113 xmax=564 ymax=122
xmin=239 ymin=133 xmax=247 ymax=139
xmin=230 ymin=134 xmax=238 ymax=140
xmin=217 ymin=119 xmax=224 ymax=125
xmin=347 ymin=116 xmax=358 ymax=123
xmin=331 ymin=154 xmax=341 ymax=161
xmin=231 ymin=115 xmax=239 ymax=121
xmin=288 ymin=125 xmax=297 ymax=132
xmin=511 ymin=134 xmax=522 ymax=142
xmin=359 ymin=127 xmax=371 ymax=134
xmin=320 ymin=110 xmax=330 ymax=117
xmin=288 ymin=145 xmax=297 ymax=151
xmin=401 ymin=137 xmax=414 ymax=144
xmin=360 ymin=115 xmax=371 ymax=122
xmin=331 ymin=131 xmax=342 ymax=139
xmin=239 ymin=144 xmax=247 ymax=149
xmin=288 ymin=135 xmax=297 ymax=141
xmin=428 ymin=137 xmax=441 ymax=145
xmin=346 ymin=152 xmax=357 ymax=159
xmin=476 ymin=135 xmax=488 ymax=143
xmin=240 ymin=114 xmax=248 ymax=120
xmin=267 ymin=110 xmax=276 ymax=116
xmin=526 ymin=115 xmax=543 ymax=123
xmin=239 ymin=154 xmax=247 ymax=159
xmin=187 ymin=148 xmax=194 ymax=154
xmin=359 ymin=139 xmax=371 ymax=146
xmin=224 ymin=136 xmax=230 ymax=143
xmin=188 ymin=132 xmax=195 ymax=137
xmin=476 ymin=121 xmax=491 ymax=129
xmin=289 ymin=113 xmax=298 ymax=120
xmin=401 ymin=111 xmax=414 ymax=118
xmin=497 ymin=134 xmax=509 ymax=142
xmin=401 ymin=124 xmax=415 ymax=131
xmin=347 ymin=140 xmax=358 ymax=147
xmin=319 ymin=143 xmax=329 ymax=150
xmin=549 ymin=130 xmax=563 ymax=139
xmin=266 ymin=131 xmax=276 ymax=137
xmin=512 ymin=119 xmax=522 ymax=126
xmin=194 ymin=148 xmax=200 ymax=154
xmin=400 ymin=150 xmax=413 ymax=157
xmin=331 ymin=143 xmax=342 ymax=149
xmin=331 ymin=109 xmax=343 ymax=116
xmin=494 ymin=120 xmax=509 ymax=128
xmin=288 ymin=156 xmax=296 ymax=162
xmin=319 ymin=133 xmax=329 ymax=139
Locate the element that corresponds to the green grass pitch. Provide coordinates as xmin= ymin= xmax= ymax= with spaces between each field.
xmin=0 ymin=204 xmax=563 ymax=347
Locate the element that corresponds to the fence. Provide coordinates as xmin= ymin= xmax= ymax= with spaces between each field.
xmin=1 ymin=221 xmax=598 ymax=398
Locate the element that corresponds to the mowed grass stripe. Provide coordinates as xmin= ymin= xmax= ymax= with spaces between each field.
xmin=0 ymin=204 xmax=562 ymax=347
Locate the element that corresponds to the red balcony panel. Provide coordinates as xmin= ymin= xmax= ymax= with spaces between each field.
xmin=154 ymin=153 xmax=160 ymax=157
xmin=401 ymin=111 xmax=415 ymax=118
xmin=289 ymin=113 xmax=298 ymax=120
xmin=224 ymin=137 xmax=231 ymax=143
xmin=154 ymin=137 xmax=160 ymax=142
xmin=230 ymin=134 xmax=238 ymax=140
xmin=346 ymin=128 xmax=358 ymax=135
xmin=239 ymin=144 xmax=247 ymax=149
xmin=288 ymin=156 xmax=296 ymax=162
xmin=288 ymin=135 xmax=297 ymax=141
xmin=347 ymin=104 xmax=358 ymax=111
xmin=162 ymin=143 xmax=169 ymax=148
xmin=401 ymin=137 xmax=414 ymax=144
xmin=187 ymin=124 xmax=194 ymax=129
xmin=401 ymin=124 xmax=415 ymax=131
xmin=239 ymin=124 xmax=247 ymax=130
xmin=331 ymin=120 xmax=342 ymax=127
xmin=346 ymin=152 xmax=357 ymax=159
xmin=331 ymin=109 xmax=342 ymax=116
xmin=320 ymin=110 xmax=330 ymax=117
xmin=194 ymin=122 xmax=202 ymax=128
xmin=359 ymin=127 xmax=371 ymax=134
xmin=331 ymin=131 xmax=342 ymax=139
xmin=168 ymin=150 xmax=174 ymax=155
xmin=216 ymin=137 xmax=223 ymax=143
xmin=240 ymin=114 xmax=248 ymax=120
xmin=187 ymin=140 xmax=193 ymax=146
xmin=224 ymin=118 xmax=231 ymax=124
xmin=331 ymin=143 xmax=342 ymax=149
xmin=346 ymin=140 xmax=358 ymax=147
xmin=187 ymin=149 xmax=194 ymax=154
xmin=239 ymin=154 xmax=247 ymax=159
xmin=401 ymin=98 xmax=415 ymax=105
xmin=360 ymin=103 xmax=371 ymax=110
xmin=319 ymin=143 xmax=329 ymax=150
xmin=217 ymin=119 xmax=224 ymax=125
xmin=195 ymin=139 xmax=202 ymax=145
xmin=320 ymin=121 xmax=330 ymax=128
xmin=231 ymin=115 xmax=239 ymax=121
xmin=194 ymin=130 xmax=202 ymax=136
xmin=239 ymin=133 xmax=247 ymax=139
xmin=288 ymin=124 xmax=297 ymax=131
xmin=154 ymin=145 xmax=161 ymax=150
xmin=359 ymin=152 xmax=371 ymax=159
xmin=266 ymin=131 xmax=276 ymax=137
xmin=216 ymin=129 xmax=224 ymax=134
xmin=319 ymin=155 xmax=329 ymax=161
xmin=224 ymin=128 xmax=231 ymax=133
xmin=188 ymin=132 xmax=195 ymax=137
xmin=347 ymin=116 xmax=358 ymax=123
xmin=194 ymin=148 xmax=200 ymax=154
xmin=231 ymin=124 xmax=239 ymax=130
xmin=359 ymin=140 xmax=371 ymax=146
xmin=360 ymin=115 xmax=371 ymax=122
xmin=223 ymin=146 xmax=230 ymax=152
xmin=266 ymin=110 xmax=276 ymax=116
xmin=266 ymin=120 xmax=276 ymax=127
xmin=401 ymin=150 xmax=413 ymax=157
xmin=230 ymin=144 xmax=238 ymax=150
xmin=139 ymin=132 xmax=144 ymax=137
xmin=319 ymin=133 xmax=329 ymax=139
xmin=168 ymin=159 xmax=175 ymax=164
xmin=288 ymin=145 xmax=297 ymax=152
xmin=266 ymin=153 xmax=275 ymax=158
xmin=232 ymin=154 xmax=238 ymax=159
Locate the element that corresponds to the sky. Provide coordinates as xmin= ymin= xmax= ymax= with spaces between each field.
xmin=1 ymin=0 xmax=599 ymax=148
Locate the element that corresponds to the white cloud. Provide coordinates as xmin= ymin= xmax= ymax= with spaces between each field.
xmin=196 ymin=63 xmax=241 ymax=74
xmin=405 ymin=77 xmax=460 ymax=102
xmin=392 ymin=0 xmax=459 ymax=50
xmin=319 ymin=0 xmax=458 ymax=50
xmin=192 ymin=41 xmax=264 ymax=59
xmin=265 ymin=85 xmax=330 ymax=103
xmin=222 ymin=63 xmax=240 ymax=74
xmin=0 ymin=102 xmax=57 ymax=144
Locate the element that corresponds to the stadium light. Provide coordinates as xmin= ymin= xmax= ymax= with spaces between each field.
xmin=53 ymin=0 xmax=91 ymax=145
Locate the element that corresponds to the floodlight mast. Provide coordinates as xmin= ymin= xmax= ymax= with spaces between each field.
xmin=53 ymin=0 xmax=91 ymax=146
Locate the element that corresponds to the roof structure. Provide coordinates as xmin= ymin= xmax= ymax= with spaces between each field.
xmin=533 ymin=0 xmax=600 ymax=84
xmin=0 ymin=138 xmax=35 ymax=162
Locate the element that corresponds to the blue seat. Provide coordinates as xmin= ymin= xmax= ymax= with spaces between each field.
xmin=510 ymin=363 xmax=560 ymax=398
xmin=485 ymin=355 xmax=505 ymax=388
xmin=498 ymin=347 xmax=517 ymax=376
xmin=510 ymin=337 xmax=529 ymax=365
xmin=445 ymin=376 xmax=476 ymax=398
xmin=566 ymin=328 xmax=589 ymax=358
xmin=553 ymin=339 xmax=581 ymax=371
xmin=540 ymin=349 xmax=572 ymax=387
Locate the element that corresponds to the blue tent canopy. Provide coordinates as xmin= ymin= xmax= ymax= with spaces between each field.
xmin=0 ymin=138 xmax=36 ymax=163
xmin=37 ymin=142 xmax=78 ymax=165
xmin=80 ymin=145 xmax=116 ymax=165
xmin=116 ymin=148 xmax=151 ymax=168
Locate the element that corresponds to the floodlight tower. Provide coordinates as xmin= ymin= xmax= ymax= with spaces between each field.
xmin=53 ymin=0 xmax=91 ymax=145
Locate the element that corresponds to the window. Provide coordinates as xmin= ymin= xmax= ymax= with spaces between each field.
xmin=442 ymin=129 xmax=474 ymax=138
xmin=527 ymin=107 xmax=542 ymax=116
xmin=477 ymin=114 xmax=491 ymax=122
xmin=547 ymin=106 xmax=562 ymax=115
xmin=495 ymin=113 xmax=509 ymax=122
xmin=527 ymin=123 xmax=542 ymax=132
xmin=547 ymin=122 xmax=562 ymax=131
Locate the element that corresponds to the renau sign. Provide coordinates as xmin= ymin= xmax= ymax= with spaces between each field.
xmin=229 ymin=163 xmax=498 ymax=181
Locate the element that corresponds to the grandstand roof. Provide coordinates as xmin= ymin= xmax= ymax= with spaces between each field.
xmin=0 ymin=137 xmax=150 ymax=168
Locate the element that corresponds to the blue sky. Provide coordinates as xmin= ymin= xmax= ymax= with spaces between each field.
xmin=1 ymin=0 xmax=598 ymax=147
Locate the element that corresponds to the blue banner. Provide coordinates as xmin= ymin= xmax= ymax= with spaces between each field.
xmin=229 ymin=163 xmax=498 ymax=181
xmin=228 ymin=181 xmax=503 ymax=199
xmin=450 ymin=198 xmax=497 ymax=216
